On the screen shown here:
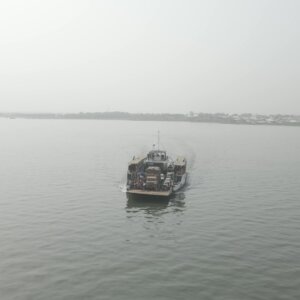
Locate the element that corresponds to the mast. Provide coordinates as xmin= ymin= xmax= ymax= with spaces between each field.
xmin=157 ymin=130 xmax=160 ymax=150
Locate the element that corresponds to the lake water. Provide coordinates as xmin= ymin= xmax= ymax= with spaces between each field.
xmin=0 ymin=119 xmax=300 ymax=300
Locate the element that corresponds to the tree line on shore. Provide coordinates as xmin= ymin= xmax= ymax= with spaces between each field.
xmin=1 ymin=111 xmax=299 ymax=126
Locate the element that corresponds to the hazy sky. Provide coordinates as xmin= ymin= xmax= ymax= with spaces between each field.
xmin=0 ymin=0 xmax=299 ymax=114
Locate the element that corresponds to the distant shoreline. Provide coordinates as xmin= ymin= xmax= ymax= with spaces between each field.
xmin=1 ymin=112 xmax=300 ymax=127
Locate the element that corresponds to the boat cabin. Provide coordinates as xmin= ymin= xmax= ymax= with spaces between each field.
xmin=147 ymin=150 xmax=167 ymax=161
xmin=128 ymin=156 xmax=145 ymax=172
xmin=127 ymin=156 xmax=146 ymax=182
xmin=146 ymin=150 xmax=169 ymax=172
xmin=174 ymin=156 xmax=187 ymax=181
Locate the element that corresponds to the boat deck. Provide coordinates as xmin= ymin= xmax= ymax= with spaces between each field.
xmin=127 ymin=189 xmax=172 ymax=197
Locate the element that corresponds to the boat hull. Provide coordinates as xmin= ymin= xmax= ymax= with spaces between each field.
xmin=126 ymin=189 xmax=172 ymax=197
xmin=173 ymin=173 xmax=187 ymax=192
xmin=127 ymin=174 xmax=187 ymax=198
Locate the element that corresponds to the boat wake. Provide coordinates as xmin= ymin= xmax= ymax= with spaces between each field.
xmin=119 ymin=183 xmax=127 ymax=193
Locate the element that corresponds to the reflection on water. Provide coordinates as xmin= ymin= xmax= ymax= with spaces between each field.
xmin=126 ymin=192 xmax=186 ymax=218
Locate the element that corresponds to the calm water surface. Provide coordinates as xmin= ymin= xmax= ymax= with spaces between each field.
xmin=0 ymin=119 xmax=300 ymax=300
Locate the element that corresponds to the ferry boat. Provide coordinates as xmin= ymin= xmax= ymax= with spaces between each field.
xmin=126 ymin=138 xmax=187 ymax=197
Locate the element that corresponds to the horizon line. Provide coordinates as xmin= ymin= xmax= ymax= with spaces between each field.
xmin=1 ymin=111 xmax=300 ymax=116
